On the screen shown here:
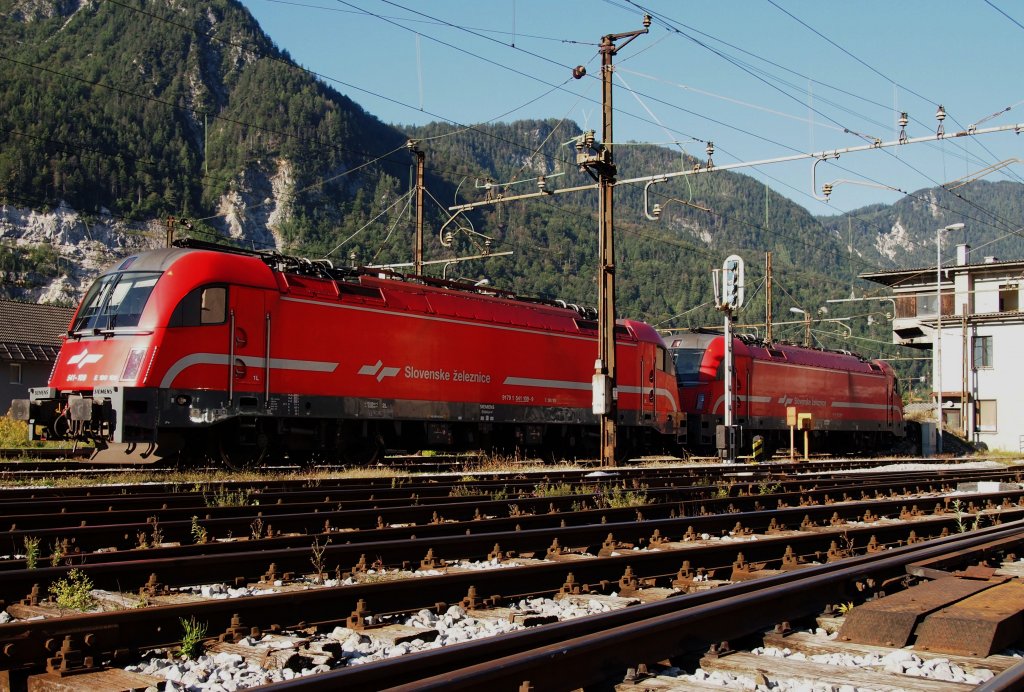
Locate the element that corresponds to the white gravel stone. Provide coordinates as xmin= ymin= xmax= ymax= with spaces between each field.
xmin=974 ymin=668 xmax=995 ymax=682
xmin=214 ymin=652 xmax=243 ymax=667
xmin=932 ymin=662 xmax=955 ymax=681
xmin=162 ymin=664 xmax=183 ymax=683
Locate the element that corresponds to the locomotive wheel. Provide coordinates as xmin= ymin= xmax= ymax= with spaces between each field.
xmin=341 ymin=437 xmax=384 ymax=466
xmin=216 ymin=428 xmax=269 ymax=470
xmin=614 ymin=441 xmax=638 ymax=465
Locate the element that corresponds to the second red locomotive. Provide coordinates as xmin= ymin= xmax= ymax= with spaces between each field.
xmin=664 ymin=330 xmax=905 ymax=456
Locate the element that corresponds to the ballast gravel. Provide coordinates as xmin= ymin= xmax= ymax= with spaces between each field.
xmin=121 ymin=556 xmax=631 ymax=691
xmin=657 ymin=629 xmax=1007 ymax=691
xmin=124 ymin=595 xmax=621 ymax=690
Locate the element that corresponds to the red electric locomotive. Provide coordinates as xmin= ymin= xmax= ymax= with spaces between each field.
xmin=664 ymin=330 xmax=905 ymax=456
xmin=13 ymin=240 xmax=684 ymax=464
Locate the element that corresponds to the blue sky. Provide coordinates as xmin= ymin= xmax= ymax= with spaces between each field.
xmin=239 ymin=0 xmax=1024 ymax=217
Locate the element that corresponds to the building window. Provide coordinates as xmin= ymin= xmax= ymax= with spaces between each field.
xmin=916 ymin=293 xmax=937 ymax=317
xmin=9 ymin=363 xmax=21 ymax=384
xmin=895 ymin=296 xmax=917 ymax=318
xmin=999 ymin=284 xmax=1019 ymax=312
xmin=976 ymin=399 xmax=997 ymax=432
xmin=972 ymin=335 xmax=993 ymax=369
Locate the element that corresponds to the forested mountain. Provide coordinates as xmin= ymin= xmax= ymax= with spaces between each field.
xmin=817 ymin=180 xmax=1024 ymax=269
xmin=0 ymin=0 xmax=1021 ymax=374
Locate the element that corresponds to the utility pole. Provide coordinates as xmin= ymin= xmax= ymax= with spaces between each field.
xmin=961 ymin=305 xmax=968 ymax=437
xmin=765 ymin=251 xmax=773 ymax=343
xmin=575 ymin=15 xmax=649 ymax=467
xmin=408 ymin=140 xmax=425 ymax=276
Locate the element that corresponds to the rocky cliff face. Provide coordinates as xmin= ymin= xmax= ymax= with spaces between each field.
xmin=214 ymin=159 xmax=291 ymax=249
xmin=0 ymin=158 xmax=297 ymax=303
xmin=0 ymin=203 xmax=159 ymax=303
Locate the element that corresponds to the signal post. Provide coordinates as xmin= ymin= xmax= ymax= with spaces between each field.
xmin=715 ymin=255 xmax=744 ymax=463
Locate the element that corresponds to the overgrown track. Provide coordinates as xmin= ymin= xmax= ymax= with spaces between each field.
xmin=0 ymin=448 xmax=978 ymax=478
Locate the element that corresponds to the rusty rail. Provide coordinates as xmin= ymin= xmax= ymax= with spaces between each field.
xmin=262 ymin=517 xmax=1024 ymax=691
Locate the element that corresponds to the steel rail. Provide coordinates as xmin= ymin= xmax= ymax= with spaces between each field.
xmin=1 ymin=507 xmax=1021 ymax=673
xmin=0 ymin=471 xmax=1017 ymax=559
xmin=262 ymin=517 xmax=1024 ymax=691
xmin=0 ymin=464 xmax=1013 ymax=524
xmin=2 ymin=483 xmax=1021 ymax=590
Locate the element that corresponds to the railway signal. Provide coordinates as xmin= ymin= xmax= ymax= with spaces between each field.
xmin=720 ymin=255 xmax=744 ymax=311
xmin=714 ymin=254 xmax=745 ymax=462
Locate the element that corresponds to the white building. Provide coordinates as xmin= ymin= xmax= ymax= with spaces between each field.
xmin=862 ymin=245 xmax=1023 ymax=452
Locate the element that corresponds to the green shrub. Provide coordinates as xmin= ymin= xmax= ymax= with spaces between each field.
xmin=179 ymin=616 xmax=208 ymax=658
xmin=49 ymin=569 xmax=96 ymax=611
xmin=23 ymin=536 xmax=40 ymax=569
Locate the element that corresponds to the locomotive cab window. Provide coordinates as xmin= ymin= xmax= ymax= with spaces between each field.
xmin=671 ymin=347 xmax=706 ymax=385
xmin=655 ymin=346 xmax=674 ymax=375
xmin=169 ymin=285 xmax=227 ymax=327
xmin=72 ymin=271 xmax=161 ymax=332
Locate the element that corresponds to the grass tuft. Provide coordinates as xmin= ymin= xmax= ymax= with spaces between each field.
xmin=179 ymin=616 xmax=208 ymax=658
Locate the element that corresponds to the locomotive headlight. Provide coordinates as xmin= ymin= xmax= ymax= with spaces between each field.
xmin=174 ymin=395 xmax=191 ymax=406
xmin=120 ymin=347 xmax=147 ymax=381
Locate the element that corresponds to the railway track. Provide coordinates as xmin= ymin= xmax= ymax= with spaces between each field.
xmin=302 ymin=521 xmax=1024 ymax=692
xmin=0 ymin=447 xmax=983 ymax=477
xmin=0 ymin=459 xmax=1022 ymax=690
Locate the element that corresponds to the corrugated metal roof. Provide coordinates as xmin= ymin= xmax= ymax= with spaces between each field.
xmin=861 ymin=258 xmax=1024 ymax=285
xmin=0 ymin=300 xmax=75 ymax=353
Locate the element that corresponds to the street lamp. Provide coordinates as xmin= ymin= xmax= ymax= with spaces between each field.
xmin=789 ymin=307 xmax=810 ymax=347
xmin=935 ymin=222 xmax=966 ymax=455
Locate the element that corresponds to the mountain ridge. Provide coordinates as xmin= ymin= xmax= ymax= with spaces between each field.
xmin=0 ymin=0 xmax=1021 ymax=348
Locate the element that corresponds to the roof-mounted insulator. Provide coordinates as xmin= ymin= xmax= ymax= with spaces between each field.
xmin=444 ymin=231 xmax=453 ymax=246
xmin=537 ymin=176 xmax=547 ymax=193
xmin=705 ymin=141 xmax=714 ymax=169
xmin=484 ymin=239 xmax=492 ymax=254
xmin=898 ymin=112 xmax=909 ymax=144
xmin=935 ymin=105 xmax=946 ymax=137
xmin=584 ymin=130 xmax=596 ymax=150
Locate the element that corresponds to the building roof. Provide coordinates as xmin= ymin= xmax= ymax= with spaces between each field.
xmin=861 ymin=258 xmax=1024 ymax=287
xmin=0 ymin=300 xmax=75 ymax=362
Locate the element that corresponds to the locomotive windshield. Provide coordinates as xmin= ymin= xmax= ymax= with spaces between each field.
xmin=671 ymin=347 xmax=707 ymax=385
xmin=72 ymin=271 xmax=162 ymax=333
